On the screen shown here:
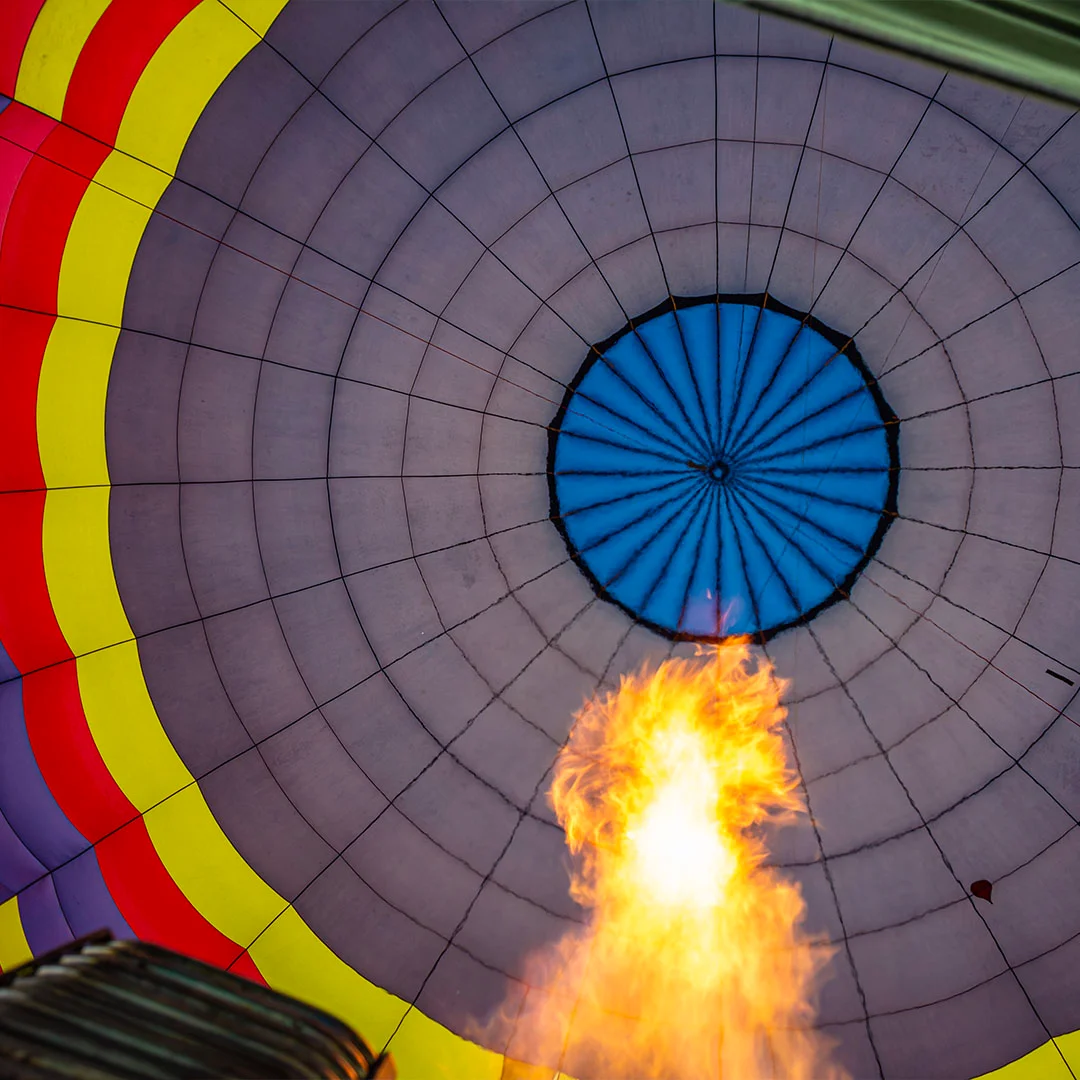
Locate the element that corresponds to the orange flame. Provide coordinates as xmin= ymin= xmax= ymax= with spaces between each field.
xmin=500 ymin=641 xmax=845 ymax=1080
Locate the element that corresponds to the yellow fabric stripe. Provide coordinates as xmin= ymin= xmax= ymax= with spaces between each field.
xmin=391 ymin=1008 xmax=504 ymax=1080
xmin=13 ymin=0 xmax=111 ymax=120
xmin=113 ymin=0 xmax=265 ymax=176
xmin=78 ymin=641 xmax=193 ymax=810
xmin=30 ymin=1 xmax=503 ymax=1073
xmin=41 ymin=487 xmax=128 ymax=656
xmin=144 ymin=785 xmax=283 ymax=945
xmin=249 ymin=907 xmax=408 ymax=1050
xmin=35 ymin=318 xmax=115 ymax=490
xmin=58 ymin=155 xmax=166 ymax=328
xmin=975 ymin=1031 xmax=1080 ymax=1079
xmin=0 ymin=896 xmax=32 ymax=972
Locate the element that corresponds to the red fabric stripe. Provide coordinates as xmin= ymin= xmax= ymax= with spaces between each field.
xmin=0 ymin=123 xmax=108 ymax=313
xmin=0 ymin=13 xmax=256 ymax=978
xmin=21 ymin=662 xmax=135 ymax=843
xmin=0 ymin=0 xmax=46 ymax=99
xmin=0 ymin=309 xmax=52 ymax=492
xmin=0 ymin=493 xmax=69 ymax=670
xmin=0 ymin=106 xmax=59 ymax=496
xmin=64 ymin=0 xmax=203 ymax=146
xmin=96 ymin=821 xmax=243 ymax=969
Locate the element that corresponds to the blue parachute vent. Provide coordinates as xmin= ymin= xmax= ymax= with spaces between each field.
xmin=549 ymin=295 xmax=899 ymax=641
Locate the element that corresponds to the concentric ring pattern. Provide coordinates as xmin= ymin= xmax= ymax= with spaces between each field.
xmin=3 ymin=2 xmax=1080 ymax=1079
xmin=552 ymin=295 xmax=897 ymax=639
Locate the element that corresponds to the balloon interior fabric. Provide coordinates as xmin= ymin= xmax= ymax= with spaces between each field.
xmin=1 ymin=2 xmax=1080 ymax=1078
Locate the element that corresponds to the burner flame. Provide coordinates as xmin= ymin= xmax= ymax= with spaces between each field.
xmin=496 ymin=641 xmax=846 ymax=1080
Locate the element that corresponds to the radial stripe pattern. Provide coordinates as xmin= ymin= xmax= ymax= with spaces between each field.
xmin=552 ymin=295 xmax=898 ymax=639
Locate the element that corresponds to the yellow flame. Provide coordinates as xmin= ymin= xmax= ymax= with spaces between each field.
xmin=497 ymin=641 xmax=846 ymax=1080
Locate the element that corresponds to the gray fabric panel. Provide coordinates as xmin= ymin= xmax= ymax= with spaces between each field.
xmin=403 ymin=475 xmax=484 ymax=551
xmin=986 ymin=826 xmax=1080 ymax=965
xmin=441 ymin=268 xmax=541 ymax=359
xmin=414 ymin=943 xmax=525 ymax=1045
xmin=99 ymin=6 xmax=1080 ymax=1073
xmin=394 ymin=754 xmax=520 ymax=875
xmin=252 ymin=479 xmax=340 ymax=593
xmin=259 ymin=711 xmax=387 ymax=852
xmin=889 ymin=707 xmax=1014 ymax=820
xmin=379 ymin=61 xmax=506 ymax=193
xmin=252 ymin=364 xmax=334 ymax=479
xmin=193 ymin=217 xmax=298 ymax=358
xmin=439 ymin=0 xmax=564 ymax=54
xmin=509 ymin=562 xmax=595 ymax=642
xmin=846 ymin=648 xmax=954 ymax=747
xmin=264 ymin=250 xmax=367 ymax=376
xmin=320 ymin=1 xmax=463 ymax=135
xmin=199 ymin=748 xmax=336 ymax=901
xmin=454 ymin=879 xmax=573 ymax=977
xmin=437 ymin=129 xmax=550 ymax=247
xmin=410 ymin=329 xmax=499 ymax=412
xmin=387 ymin=635 xmax=495 ymax=744
xmin=851 ymin=901 xmax=1006 ymax=1016
xmin=1020 ymin=931 xmax=1080 ymax=1036
xmin=180 ymin=481 xmax=268 ymax=614
xmin=118 ymin=184 xmax=231 ymax=340
xmin=418 ymin=539 xmax=510 ymax=627
xmin=240 ymin=92 xmax=372 ymax=237
xmin=327 ymin=477 xmax=410 ymax=575
xmin=174 ymin=42 xmax=312 ymax=206
xmin=202 ymin=600 xmax=316 ymax=742
xmin=272 ymin=578 xmax=378 ymax=703
xmin=377 ymin=200 xmax=486 ymax=313
xmin=869 ymin=975 xmax=1046 ymax=1080
xmin=449 ymin=596 xmax=550 ymax=689
xmin=806 ymin=756 xmax=924 ymax=857
xmin=450 ymin=699 xmax=558 ymax=809
xmin=591 ymin=0 xmax=714 ymax=71
xmin=177 ymin=347 xmax=259 ymax=483
xmin=105 ymin=332 xmax=184 ymax=485
xmin=343 ymin=806 xmax=481 ymax=937
xmin=345 ymin=561 xmax=444 ymax=663
xmin=137 ymin=623 xmax=252 ymax=777
xmin=308 ymin=144 xmax=429 ymax=280
xmin=328 ymin=380 xmax=409 ymax=478
xmin=264 ymin=0 xmax=399 ymax=84
xmin=472 ymin=2 xmax=603 ymax=123
xmin=320 ymin=674 xmax=440 ymax=799
xmin=830 ymin=829 xmax=965 ymax=937
xmin=292 ymin=856 xmax=445 ymax=1002
xmin=1022 ymin=714 xmax=1080 ymax=820
xmin=819 ymin=1020 xmax=886 ymax=1080
xmin=490 ymin=814 xmax=580 ymax=922
xmin=109 ymin=485 xmax=198 ymax=636
xmin=814 ymin=948 xmax=871 ymax=1028
xmin=786 ymin=687 xmax=881 ymax=781
xmin=931 ymin=767 xmax=1074 ymax=888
